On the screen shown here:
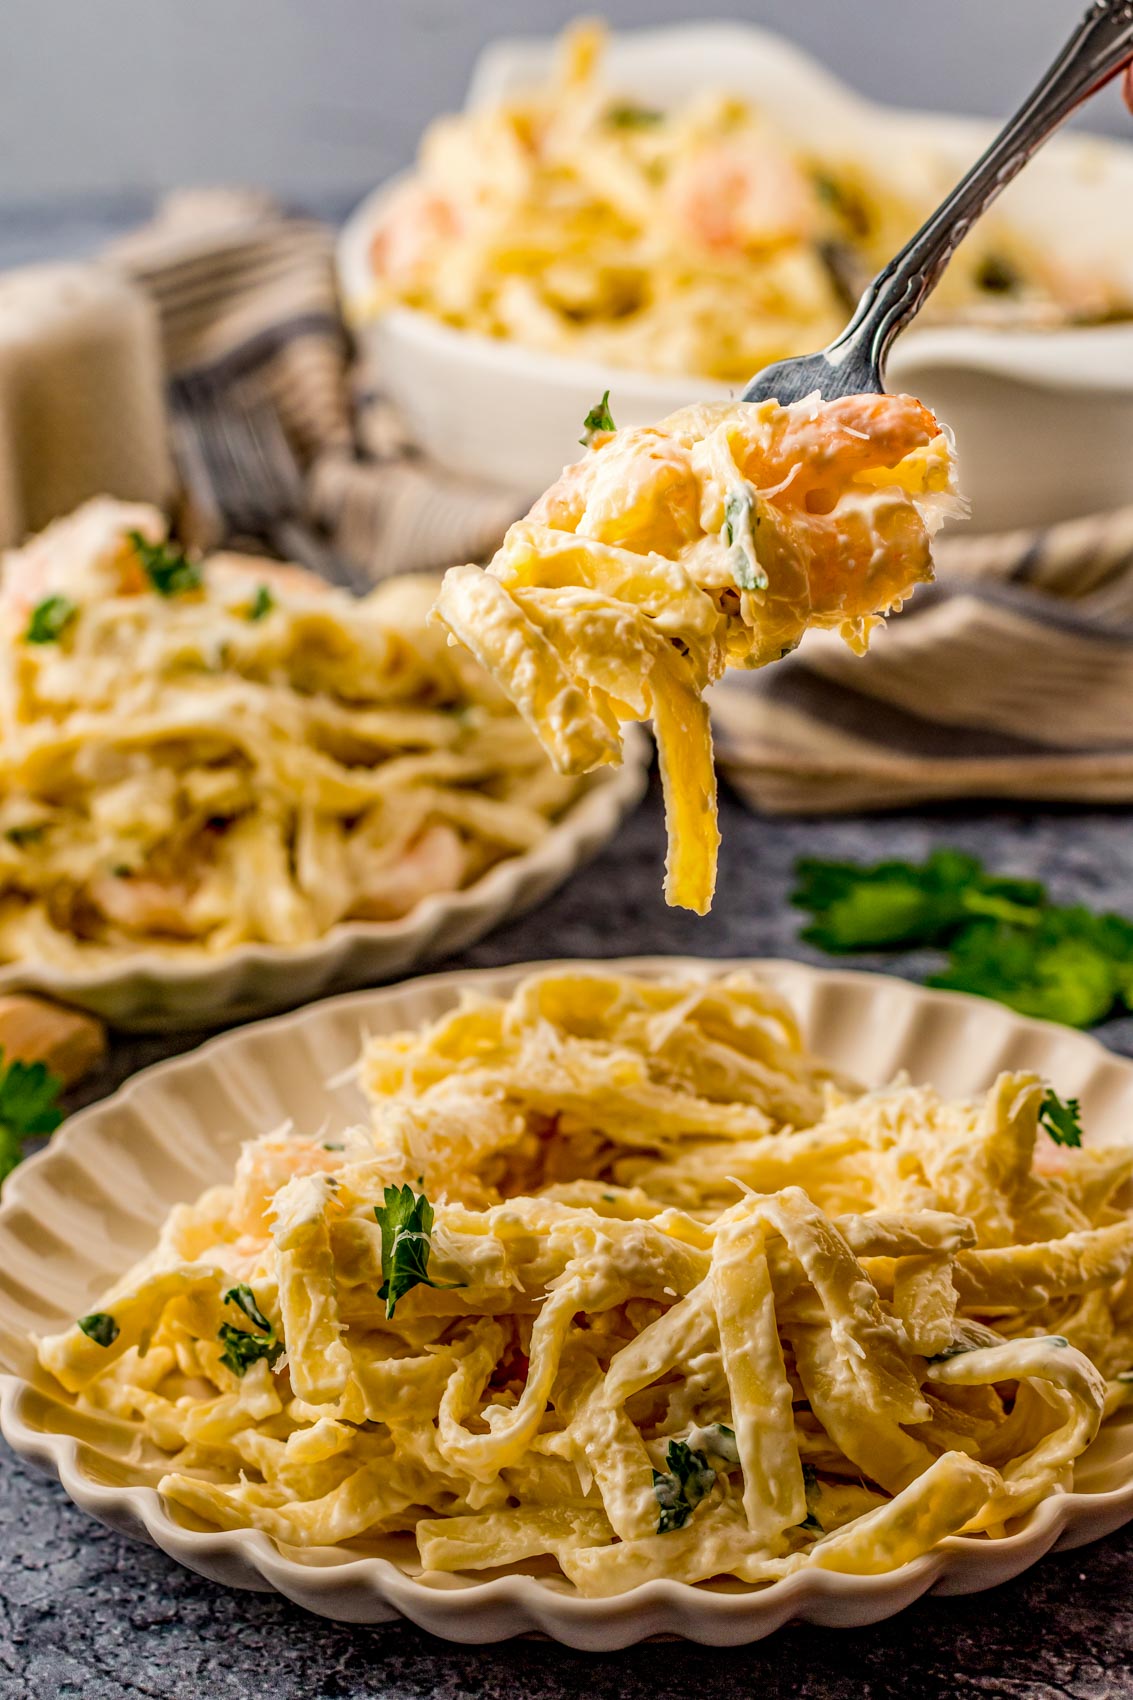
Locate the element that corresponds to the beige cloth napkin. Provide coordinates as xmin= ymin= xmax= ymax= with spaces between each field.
xmin=710 ymin=504 xmax=1133 ymax=813
xmin=108 ymin=192 xmax=1133 ymax=813
xmin=108 ymin=191 xmax=520 ymax=579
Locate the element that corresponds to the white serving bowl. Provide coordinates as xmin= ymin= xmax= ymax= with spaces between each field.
xmin=4 ymin=957 xmax=1133 ymax=1644
xmin=338 ymin=22 xmax=1133 ymax=535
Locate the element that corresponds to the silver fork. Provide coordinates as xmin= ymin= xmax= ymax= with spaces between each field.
xmin=744 ymin=0 xmax=1133 ymax=406
xmin=171 ymin=383 xmax=371 ymax=595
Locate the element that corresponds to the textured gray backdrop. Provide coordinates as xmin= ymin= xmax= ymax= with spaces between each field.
xmin=0 ymin=0 xmax=1128 ymax=208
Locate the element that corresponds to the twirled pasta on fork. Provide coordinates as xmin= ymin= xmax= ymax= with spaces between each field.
xmin=435 ymin=393 xmax=960 ymax=912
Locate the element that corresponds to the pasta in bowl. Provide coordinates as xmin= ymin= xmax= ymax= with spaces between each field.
xmin=0 ymin=501 xmax=647 ymax=1026
xmin=25 ymin=964 xmax=1133 ymax=1627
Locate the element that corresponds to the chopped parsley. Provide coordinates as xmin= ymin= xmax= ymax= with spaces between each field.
xmin=652 ymin=1438 xmax=717 ymax=1533
xmin=218 ymin=1322 xmax=283 ymax=1376
xmin=77 ymin=1312 xmax=119 ymax=1348
xmin=5 ymin=824 xmax=45 ymax=847
xmin=606 ymin=102 xmax=663 ymax=128
xmin=247 ymin=584 xmax=274 ymax=621
xmin=224 ymin=1283 xmax=273 ymax=1333
xmin=790 ymin=849 xmax=1133 ymax=1031
xmin=799 ymin=1462 xmax=822 ymax=1533
xmin=128 ymin=530 xmax=203 ymax=598
xmin=976 ymin=253 xmax=1022 ymax=295
xmin=0 ymin=1050 xmax=64 ymax=1184
xmin=25 ymin=595 xmax=78 ymax=645
xmin=722 ymin=486 xmax=767 ymax=592
xmin=580 ymin=389 xmax=617 ymax=446
xmin=1038 ymin=1089 xmax=1083 ymax=1149
xmin=375 ymin=1183 xmax=463 ymax=1319
xmin=217 ymin=1283 xmax=282 ymax=1374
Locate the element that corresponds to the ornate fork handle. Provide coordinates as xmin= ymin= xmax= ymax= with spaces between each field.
xmin=827 ymin=0 xmax=1133 ymax=385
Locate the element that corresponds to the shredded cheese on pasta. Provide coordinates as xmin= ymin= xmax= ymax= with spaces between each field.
xmin=39 ymin=968 xmax=1129 ymax=1597
xmin=435 ymin=393 xmax=960 ymax=912
xmin=357 ymin=21 xmax=1122 ymax=382
xmin=0 ymin=499 xmax=582 ymax=964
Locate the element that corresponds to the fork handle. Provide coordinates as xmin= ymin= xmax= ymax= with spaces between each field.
xmin=828 ymin=0 xmax=1133 ymax=386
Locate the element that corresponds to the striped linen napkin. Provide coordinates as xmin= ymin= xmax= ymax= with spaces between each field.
xmin=710 ymin=504 xmax=1133 ymax=812
xmin=107 ymin=190 xmax=520 ymax=579
xmin=108 ymin=191 xmax=1133 ymax=813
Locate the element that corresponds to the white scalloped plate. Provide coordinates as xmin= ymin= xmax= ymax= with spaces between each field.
xmin=3 ymin=956 xmax=1133 ymax=1647
xmin=0 ymin=737 xmax=648 ymax=1032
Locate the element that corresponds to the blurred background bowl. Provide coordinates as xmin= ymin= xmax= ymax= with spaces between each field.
xmin=339 ymin=21 xmax=1133 ymax=535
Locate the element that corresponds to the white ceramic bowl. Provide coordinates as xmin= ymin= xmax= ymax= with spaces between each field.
xmin=339 ymin=22 xmax=1133 ymax=534
xmin=0 ymin=740 xmax=647 ymax=1032
xmin=3 ymin=956 xmax=1133 ymax=1646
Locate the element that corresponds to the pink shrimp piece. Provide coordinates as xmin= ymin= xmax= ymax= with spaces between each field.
xmin=370 ymin=182 xmax=462 ymax=285
xmin=88 ymin=873 xmax=206 ymax=939
xmin=231 ymin=1136 xmax=344 ymax=1236
xmin=668 ymin=140 xmax=817 ymax=252
xmin=350 ymin=823 xmax=466 ymax=922
xmin=742 ymin=394 xmax=942 ymax=506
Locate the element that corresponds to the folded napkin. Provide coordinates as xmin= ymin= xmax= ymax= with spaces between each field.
xmin=107 ymin=192 xmax=1133 ymax=815
xmin=108 ymin=191 xmax=519 ymax=579
xmin=711 ymin=503 xmax=1133 ymax=812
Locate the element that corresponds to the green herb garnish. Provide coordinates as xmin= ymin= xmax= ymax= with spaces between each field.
xmin=25 ymin=595 xmax=78 ymax=645
xmin=128 ymin=530 xmax=203 ymax=598
xmin=652 ymin=1439 xmax=716 ymax=1533
xmin=77 ymin=1312 xmax=119 ymax=1348
xmin=0 ymin=1050 xmax=64 ymax=1184
xmin=722 ymin=486 xmax=767 ymax=592
xmin=799 ymin=1462 xmax=822 ymax=1533
xmin=580 ymin=389 xmax=616 ymax=446
xmin=224 ymin=1283 xmax=273 ymax=1333
xmin=248 ymin=584 xmax=274 ymax=621
xmin=1038 ymin=1089 xmax=1083 ymax=1149
xmin=375 ymin=1183 xmax=463 ymax=1319
xmin=5 ymin=824 xmax=45 ymax=847
xmin=792 ymin=850 xmax=1043 ymax=955
xmin=606 ymin=102 xmax=663 ymax=129
xmin=217 ymin=1322 xmax=283 ymax=1376
xmin=976 ymin=253 xmax=1021 ymax=295
xmin=792 ymin=850 xmax=1133 ymax=1030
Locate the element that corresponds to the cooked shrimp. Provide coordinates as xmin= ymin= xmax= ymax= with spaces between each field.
xmin=349 ymin=822 xmax=466 ymax=921
xmin=668 ymin=138 xmax=819 ymax=252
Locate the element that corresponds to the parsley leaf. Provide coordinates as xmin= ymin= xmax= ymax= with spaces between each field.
xmin=722 ymin=486 xmax=768 ymax=592
xmin=217 ymin=1322 xmax=283 ymax=1376
xmin=77 ymin=1312 xmax=119 ymax=1348
xmin=580 ymin=390 xmax=617 ymax=446
xmin=374 ymin=1183 xmax=463 ymax=1319
xmin=792 ymin=849 xmax=1133 ymax=1030
xmin=652 ymin=1439 xmax=716 ymax=1533
xmin=606 ymin=102 xmax=663 ymax=128
xmin=928 ymin=909 xmax=1131 ymax=1028
xmin=128 ymin=530 xmax=203 ymax=597
xmin=1038 ymin=1088 xmax=1083 ymax=1149
xmin=25 ymin=595 xmax=78 ymax=645
xmin=248 ymin=585 xmax=274 ymax=621
xmin=792 ymin=850 xmax=1044 ymax=954
xmin=224 ymin=1283 xmax=273 ymax=1333
xmin=0 ymin=1050 xmax=64 ymax=1184
xmin=799 ymin=1462 xmax=823 ymax=1532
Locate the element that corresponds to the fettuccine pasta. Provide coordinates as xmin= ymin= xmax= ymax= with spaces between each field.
xmin=435 ymin=392 xmax=960 ymax=912
xmin=0 ymin=499 xmax=583 ymax=964
xmin=39 ymin=969 xmax=1130 ymax=1598
xmin=357 ymin=21 xmax=1125 ymax=383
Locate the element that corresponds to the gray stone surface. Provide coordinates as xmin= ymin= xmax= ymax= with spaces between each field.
xmin=4 ymin=200 xmax=1133 ymax=1697
xmin=8 ymin=778 xmax=1133 ymax=1697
